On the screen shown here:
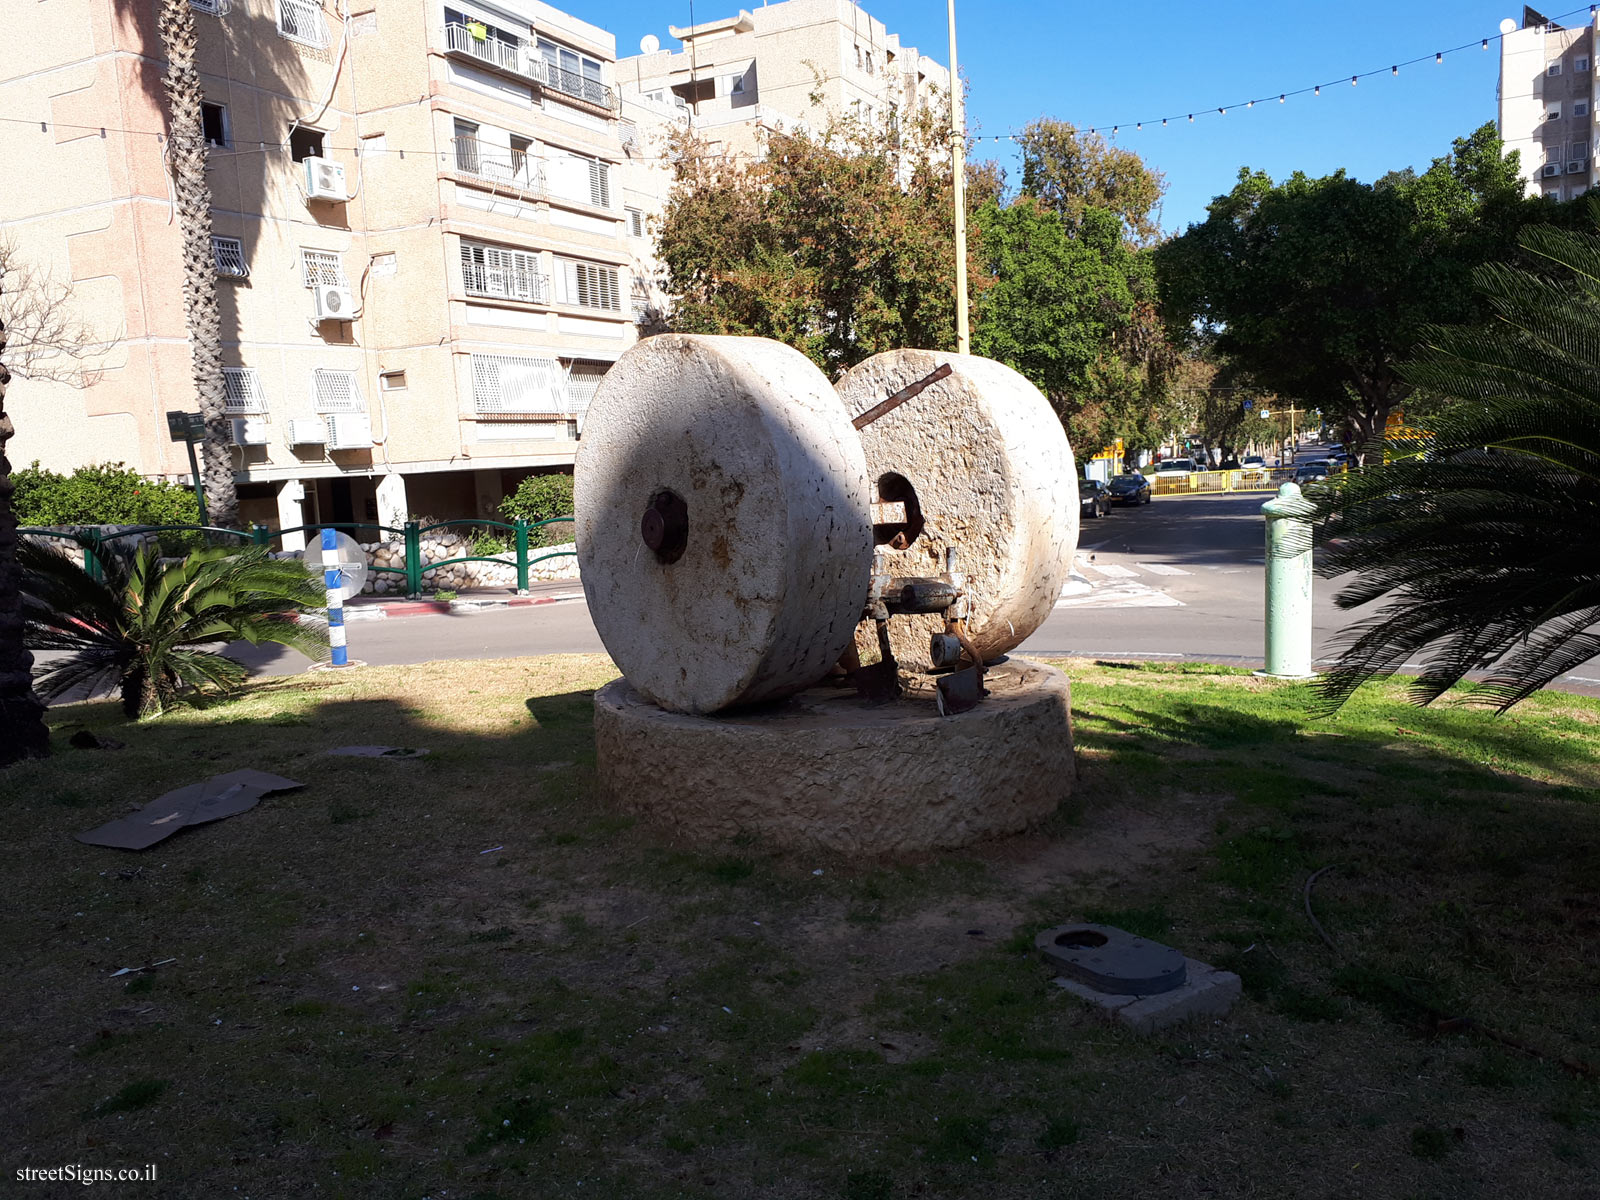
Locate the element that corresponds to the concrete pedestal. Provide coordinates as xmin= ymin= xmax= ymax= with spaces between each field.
xmin=593 ymin=658 xmax=1076 ymax=856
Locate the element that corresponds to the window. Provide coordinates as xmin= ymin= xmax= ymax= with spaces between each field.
xmin=312 ymin=369 xmax=365 ymax=414
xmin=211 ymin=235 xmax=248 ymax=277
xmin=201 ymin=101 xmax=228 ymax=147
xmin=865 ymin=52 xmax=874 ymax=76
xmin=453 ymin=119 xmax=480 ymax=173
xmin=190 ymin=0 xmax=220 ymax=14
xmin=1548 ymin=104 xmax=1563 ymax=121
xmin=379 ymin=370 xmax=407 ymax=391
xmin=1548 ymin=144 xmax=1564 ymax=163
xmin=566 ymin=361 xmax=607 ymax=414
xmin=560 ymin=259 xmax=619 ymax=310
xmin=854 ymin=44 xmax=862 ymax=69
xmin=510 ymin=134 xmax=532 ymax=178
xmin=645 ymin=90 xmax=664 ymax=104
xmin=590 ymin=158 xmax=611 ymax=207
xmin=1575 ymin=139 xmax=1590 ymax=156
xmin=445 ymin=7 xmax=521 ymax=50
xmin=626 ymin=207 xmax=645 ymax=238
xmin=460 ymin=241 xmax=547 ymax=302
xmin=536 ymin=38 xmax=608 ymax=106
xmin=1580 ymin=56 xmax=1592 ymax=72
xmin=631 ymin=280 xmax=651 ymax=320
xmin=729 ymin=72 xmax=746 ymax=95
xmin=277 ymin=0 xmax=329 ymax=48
xmin=1549 ymin=61 xmax=1563 ymax=77
xmin=1577 ymin=100 xmax=1591 ymax=118
xmin=301 ymin=248 xmax=346 ymax=287
xmin=289 ymin=126 xmax=324 ymax=163
xmin=471 ymin=353 xmax=566 ymax=414
xmin=221 ymin=367 xmax=268 ymax=413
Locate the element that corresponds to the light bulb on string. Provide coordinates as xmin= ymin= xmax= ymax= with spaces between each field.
xmin=1279 ymin=94 xmax=1285 ymax=102
xmin=1482 ymin=38 xmax=1488 ymax=49
xmin=1219 ymin=107 xmax=1226 ymax=115
xmin=1188 ymin=114 xmax=1194 ymax=122
xmin=1391 ymin=65 xmax=1398 ymax=75
xmin=1314 ymin=84 xmax=1321 ymax=95
xmin=1351 ymin=75 xmax=1358 ymax=85
xmin=1247 ymin=99 xmax=1254 ymax=107
xmin=1436 ymin=52 xmax=1443 ymax=63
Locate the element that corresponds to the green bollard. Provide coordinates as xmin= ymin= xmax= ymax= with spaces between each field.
xmin=404 ymin=520 xmax=422 ymax=598
xmin=1259 ymin=482 xmax=1317 ymax=679
xmin=514 ymin=519 xmax=530 ymax=595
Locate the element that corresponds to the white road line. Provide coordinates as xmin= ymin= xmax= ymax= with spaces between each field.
xmin=1056 ymin=581 xmax=1184 ymax=609
xmin=1137 ymin=562 xmax=1191 ymax=576
xmin=1081 ymin=562 xmax=1139 ymax=579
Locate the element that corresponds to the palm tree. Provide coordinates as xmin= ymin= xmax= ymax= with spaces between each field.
xmin=1309 ymin=216 xmax=1600 ymax=711
xmin=0 ymin=298 xmax=49 ymax=764
xmin=21 ymin=541 xmax=327 ymax=718
xmin=156 ymin=0 xmax=239 ymax=526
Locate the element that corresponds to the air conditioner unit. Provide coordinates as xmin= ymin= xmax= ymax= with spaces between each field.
xmin=1569 ymin=160 xmax=1589 ymax=174
xmin=287 ymin=417 xmax=327 ymax=445
xmin=229 ymin=417 xmax=269 ymax=445
xmin=1544 ymin=162 xmax=1563 ymax=177
xmin=304 ymin=156 xmax=347 ymax=201
xmin=312 ymin=284 xmax=355 ymax=321
xmin=325 ymin=412 xmax=373 ymax=450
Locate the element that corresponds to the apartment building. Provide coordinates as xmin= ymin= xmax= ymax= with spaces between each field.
xmin=1 ymin=0 xmax=635 ymax=544
xmin=617 ymin=0 xmax=951 ymax=161
xmin=1498 ymin=6 xmax=1597 ymax=201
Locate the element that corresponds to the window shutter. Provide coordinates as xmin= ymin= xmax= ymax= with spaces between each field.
xmin=471 ymin=354 xmax=565 ymax=414
xmin=313 ymin=369 xmax=365 ymax=414
xmin=587 ymin=158 xmax=610 ymax=207
xmin=221 ymin=367 xmax=268 ymax=413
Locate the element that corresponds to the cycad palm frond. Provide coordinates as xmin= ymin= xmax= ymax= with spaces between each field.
xmin=20 ymin=539 xmax=327 ymax=717
xmin=1310 ymin=216 xmax=1600 ymax=712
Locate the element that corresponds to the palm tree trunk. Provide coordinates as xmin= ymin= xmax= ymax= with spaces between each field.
xmin=157 ymin=0 xmax=240 ymax=528
xmin=0 ymin=306 xmax=51 ymax=766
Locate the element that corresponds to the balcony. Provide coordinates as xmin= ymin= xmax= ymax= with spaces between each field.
xmin=530 ymin=57 xmax=618 ymax=112
xmin=463 ymin=259 xmax=550 ymax=305
xmin=450 ymin=137 xmax=546 ymax=195
xmin=444 ymin=22 xmax=530 ymax=78
xmin=443 ymin=24 xmax=618 ymax=112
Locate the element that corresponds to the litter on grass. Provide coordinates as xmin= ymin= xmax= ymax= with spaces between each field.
xmin=76 ymin=770 xmax=304 ymax=850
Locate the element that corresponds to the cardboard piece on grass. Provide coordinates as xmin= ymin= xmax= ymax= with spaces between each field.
xmin=76 ymin=770 xmax=304 ymax=850
xmin=325 ymin=745 xmax=431 ymax=759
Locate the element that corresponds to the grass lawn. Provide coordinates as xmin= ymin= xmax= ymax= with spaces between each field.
xmin=3 ymin=656 xmax=1598 ymax=1198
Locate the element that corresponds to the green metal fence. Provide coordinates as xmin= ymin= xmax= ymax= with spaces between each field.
xmin=18 ymin=516 xmax=576 ymax=599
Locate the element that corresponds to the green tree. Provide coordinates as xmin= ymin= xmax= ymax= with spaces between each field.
xmin=656 ymin=106 xmax=968 ymax=375
xmin=1015 ymin=119 xmax=1167 ymax=245
xmin=1157 ymin=124 xmax=1534 ymax=460
xmin=21 ymin=541 xmax=326 ymax=718
xmin=498 ymin=472 xmax=574 ymax=526
xmin=13 ymin=462 xmax=200 ymax=527
xmin=1307 ymin=214 xmax=1600 ymax=711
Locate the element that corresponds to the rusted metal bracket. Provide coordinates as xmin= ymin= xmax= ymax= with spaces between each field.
xmin=851 ymin=363 xmax=952 ymax=431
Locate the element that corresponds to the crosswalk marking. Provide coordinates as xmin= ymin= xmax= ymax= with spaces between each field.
xmin=1081 ymin=562 xmax=1138 ymax=579
xmin=1056 ymin=581 xmax=1183 ymax=609
xmin=1137 ymin=562 xmax=1191 ymax=576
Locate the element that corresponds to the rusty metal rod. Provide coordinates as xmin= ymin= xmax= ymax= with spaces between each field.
xmin=851 ymin=363 xmax=952 ymax=430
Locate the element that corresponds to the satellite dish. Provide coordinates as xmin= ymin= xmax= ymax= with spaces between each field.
xmin=302 ymin=530 xmax=369 ymax=602
xmin=640 ymin=33 xmax=660 ymax=53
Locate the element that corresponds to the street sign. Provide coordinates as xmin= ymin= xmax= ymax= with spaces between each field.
xmin=166 ymin=411 xmax=205 ymax=442
xmin=1242 ymin=399 xmax=1253 ymax=410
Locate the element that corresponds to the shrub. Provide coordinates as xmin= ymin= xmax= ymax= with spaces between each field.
xmin=471 ymin=529 xmax=512 ymax=557
xmin=12 ymin=462 xmax=201 ymax=528
xmin=498 ymin=472 xmax=574 ymax=527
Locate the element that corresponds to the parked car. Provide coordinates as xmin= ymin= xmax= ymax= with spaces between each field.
xmin=1294 ymin=460 xmax=1332 ymax=484
xmin=1078 ymin=478 xmax=1113 ymax=519
xmin=1153 ymin=458 xmax=1197 ymax=476
xmin=1106 ymin=473 xmax=1152 ymax=506
xmin=1241 ymin=455 xmax=1266 ymax=473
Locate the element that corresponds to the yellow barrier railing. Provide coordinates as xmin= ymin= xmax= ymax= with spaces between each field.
xmin=1149 ymin=467 xmax=1297 ymax=496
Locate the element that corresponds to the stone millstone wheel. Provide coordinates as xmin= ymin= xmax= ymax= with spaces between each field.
xmin=834 ymin=350 xmax=1079 ymax=670
xmin=576 ymin=334 xmax=873 ymax=714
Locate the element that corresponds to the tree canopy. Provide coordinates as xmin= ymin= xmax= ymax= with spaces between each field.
xmin=1155 ymin=124 xmax=1539 ymax=457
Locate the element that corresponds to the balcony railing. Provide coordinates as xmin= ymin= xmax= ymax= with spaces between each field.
xmin=463 ymin=260 xmax=550 ymax=304
xmin=443 ymin=24 xmax=618 ymax=111
xmin=531 ymin=58 xmax=617 ymax=111
xmin=444 ymin=23 xmax=530 ymax=77
xmin=449 ymin=137 xmax=546 ymax=194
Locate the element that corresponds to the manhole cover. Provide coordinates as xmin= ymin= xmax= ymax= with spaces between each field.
xmin=1035 ymin=923 xmax=1187 ymax=996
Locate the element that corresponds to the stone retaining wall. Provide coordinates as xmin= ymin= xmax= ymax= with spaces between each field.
xmin=360 ymin=531 xmax=579 ymax=595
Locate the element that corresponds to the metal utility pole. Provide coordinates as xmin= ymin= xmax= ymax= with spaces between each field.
xmin=947 ymin=0 xmax=969 ymax=354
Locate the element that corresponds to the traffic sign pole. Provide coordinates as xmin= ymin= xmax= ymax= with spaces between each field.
xmin=322 ymin=526 xmax=350 ymax=668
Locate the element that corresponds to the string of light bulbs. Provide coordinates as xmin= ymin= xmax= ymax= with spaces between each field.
xmin=2 ymin=5 xmax=1594 ymax=157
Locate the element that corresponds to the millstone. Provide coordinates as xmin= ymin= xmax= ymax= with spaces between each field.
xmin=576 ymin=334 xmax=873 ymax=714
xmin=834 ymin=350 xmax=1078 ymax=670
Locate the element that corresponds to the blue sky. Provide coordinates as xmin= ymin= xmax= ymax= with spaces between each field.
xmin=581 ymin=0 xmax=1578 ymax=233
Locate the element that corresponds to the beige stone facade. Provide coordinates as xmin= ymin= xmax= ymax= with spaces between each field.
xmin=1498 ymin=11 xmax=1597 ymax=201
xmin=2 ymin=0 xmax=637 ymax=543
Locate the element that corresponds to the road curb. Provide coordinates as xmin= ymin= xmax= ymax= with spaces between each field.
xmin=324 ymin=592 xmax=586 ymax=622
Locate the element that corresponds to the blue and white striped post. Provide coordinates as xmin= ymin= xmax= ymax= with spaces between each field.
xmin=321 ymin=526 xmax=350 ymax=668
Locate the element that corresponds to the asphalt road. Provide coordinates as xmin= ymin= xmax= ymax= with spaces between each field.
xmin=170 ymin=451 xmax=1600 ymax=697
